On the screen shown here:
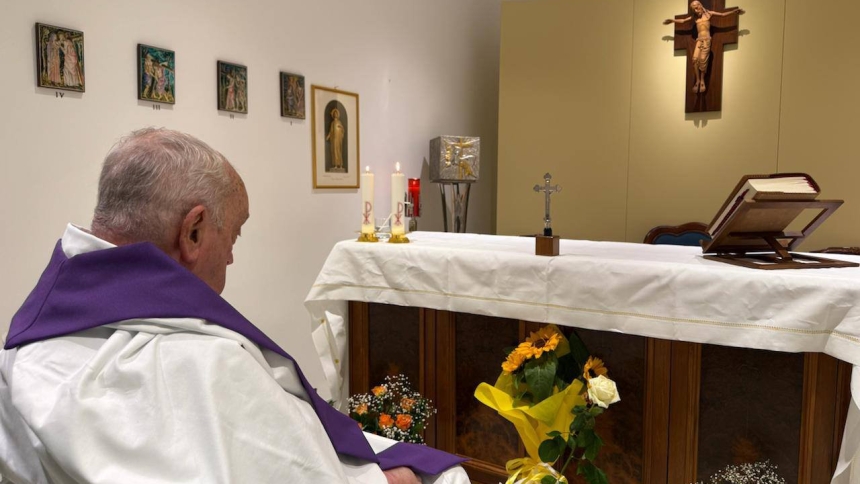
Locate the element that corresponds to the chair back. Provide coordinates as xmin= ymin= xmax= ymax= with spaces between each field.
xmin=643 ymin=222 xmax=711 ymax=247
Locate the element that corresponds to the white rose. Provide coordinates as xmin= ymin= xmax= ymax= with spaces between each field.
xmin=587 ymin=375 xmax=620 ymax=409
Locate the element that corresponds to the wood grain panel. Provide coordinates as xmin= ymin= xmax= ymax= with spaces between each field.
xmin=644 ymin=338 xmax=672 ymax=484
xmin=367 ymin=303 xmax=421 ymax=387
xmin=348 ymin=301 xmax=370 ymax=396
xmin=698 ymin=345 xmax=802 ymax=483
xmin=454 ymin=313 xmax=522 ymax=467
xmin=668 ymin=341 xmax=701 ymax=484
xmin=435 ymin=310 xmax=458 ymax=453
xmin=421 ymin=308 xmax=437 ymax=448
xmin=799 ymin=353 xmax=851 ymax=484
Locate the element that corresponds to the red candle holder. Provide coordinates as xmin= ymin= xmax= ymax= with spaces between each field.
xmin=408 ymin=178 xmax=421 ymax=218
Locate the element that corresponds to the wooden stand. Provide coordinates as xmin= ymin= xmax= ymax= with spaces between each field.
xmin=703 ymin=199 xmax=858 ymax=270
xmin=535 ymin=235 xmax=559 ymax=256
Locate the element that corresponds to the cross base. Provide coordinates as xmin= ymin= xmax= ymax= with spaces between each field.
xmin=535 ymin=235 xmax=560 ymax=257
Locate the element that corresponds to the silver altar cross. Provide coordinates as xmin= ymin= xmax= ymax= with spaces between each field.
xmin=533 ymin=173 xmax=561 ymax=236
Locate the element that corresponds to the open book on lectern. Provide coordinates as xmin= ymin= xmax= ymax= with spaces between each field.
xmin=702 ymin=173 xmax=859 ymax=270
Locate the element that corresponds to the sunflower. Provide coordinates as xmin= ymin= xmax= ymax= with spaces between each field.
xmin=583 ymin=356 xmax=608 ymax=381
xmin=516 ymin=326 xmax=561 ymax=359
xmin=502 ymin=349 xmax=526 ymax=373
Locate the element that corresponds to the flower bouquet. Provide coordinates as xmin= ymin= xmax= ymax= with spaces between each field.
xmin=693 ymin=460 xmax=786 ymax=484
xmin=474 ymin=325 xmax=620 ymax=484
xmin=348 ymin=374 xmax=436 ymax=444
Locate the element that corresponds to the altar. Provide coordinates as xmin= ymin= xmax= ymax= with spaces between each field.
xmin=305 ymin=232 xmax=860 ymax=483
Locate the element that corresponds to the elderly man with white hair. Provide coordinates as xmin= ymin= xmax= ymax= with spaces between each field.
xmin=0 ymin=128 xmax=468 ymax=484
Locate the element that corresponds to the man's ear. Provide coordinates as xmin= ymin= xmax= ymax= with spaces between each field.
xmin=178 ymin=205 xmax=207 ymax=266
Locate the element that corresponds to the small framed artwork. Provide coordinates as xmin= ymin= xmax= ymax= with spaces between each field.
xmin=35 ymin=23 xmax=85 ymax=92
xmin=311 ymin=85 xmax=360 ymax=189
xmin=217 ymin=61 xmax=247 ymax=113
xmin=280 ymin=72 xmax=305 ymax=119
xmin=138 ymin=44 xmax=175 ymax=104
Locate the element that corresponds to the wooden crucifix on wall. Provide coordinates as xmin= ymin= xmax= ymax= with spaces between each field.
xmin=664 ymin=0 xmax=744 ymax=113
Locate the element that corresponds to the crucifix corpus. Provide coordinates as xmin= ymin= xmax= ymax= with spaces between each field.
xmin=533 ymin=173 xmax=561 ymax=237
xmin=664 ymin=0 xmax=744 ymax=113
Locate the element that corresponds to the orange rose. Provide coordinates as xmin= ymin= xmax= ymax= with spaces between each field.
xmin=395 ymin=414 xmax=413 ymax=431
xmin=372 ymin=386 xmax=387 ymax=396
xmin=400 ymin=398 xmax=416 ymax=412
xmin=355 ymin=403 xmax=368 ymax=415
xmin=379 ymin=413 xmax=394 ymax=428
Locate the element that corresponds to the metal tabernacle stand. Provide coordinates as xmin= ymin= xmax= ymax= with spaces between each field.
xmin=429 ymin=136 xmax=480 ymax=233
xmin=439 ymin=183 xmax=471 ymax=233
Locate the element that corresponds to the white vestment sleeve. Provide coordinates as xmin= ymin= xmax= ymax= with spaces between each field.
xmin=9 ymin=329 xmax=355 ymax=483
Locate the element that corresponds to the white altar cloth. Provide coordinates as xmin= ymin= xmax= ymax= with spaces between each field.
xmin=305 ymin=232 xmax=860 ymax=483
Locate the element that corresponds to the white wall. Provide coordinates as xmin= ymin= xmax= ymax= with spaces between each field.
xmin=0 ymin=0 xmax=501 ymax=390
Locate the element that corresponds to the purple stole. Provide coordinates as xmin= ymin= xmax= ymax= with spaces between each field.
xmin=5 ymin=241 xmax=465 ymax=475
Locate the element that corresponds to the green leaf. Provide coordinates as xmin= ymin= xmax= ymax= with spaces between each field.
xmin=547 ymin=430 xmax=562 ymax=438
xmin=556 ymin=352 xmax=580 ymax=383
xmin=589 ymin=406 xmax=604 ymax=417
xmin=576 ymin=461 xmax=608 ymax=484
xmin=576 ymin=429 xmax=595 ymax=449
xmin=567 ymin=330 xmax=591 ymax=369
xmin=576 ymin=461 xmax=592 ymax=476
xmin=584 ymin=434 xmax=603 ymax=462
xmin=538 ymin=438 xmax=561 ymax=463
xmin=524 ymin=353 xmax=557 ymax=403
xmin=571 ymin=413 xmax=586 ymax=432
xmin=541 ymin=476 xmax=559 ymax=484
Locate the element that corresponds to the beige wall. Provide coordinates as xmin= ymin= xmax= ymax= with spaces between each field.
xmin=498 ymin=0 xmax=860 ymax=249
xmin=0 ymin=0 xmax=501 ymax=396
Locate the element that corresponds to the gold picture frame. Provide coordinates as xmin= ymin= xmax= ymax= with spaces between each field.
xmin=311 ymin=85 xmax=359 ymax=189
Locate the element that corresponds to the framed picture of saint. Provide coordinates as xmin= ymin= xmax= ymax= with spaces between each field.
xmin=280 ymin=72 xmax=305 ymax=119
xmin=217 ymin=61 xmax=247 ymax=114
xmin=138 ymin=44 xmax=175 ymax=104
xmin=35 ymin=23 xmax=85 ymax=92
xmin=311 ymin=85 xmax=359 ymax=189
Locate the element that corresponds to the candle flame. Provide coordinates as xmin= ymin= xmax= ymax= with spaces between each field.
xmin=395 ymin=162 xmax=401 ymax=172
xmin=365 ymin=166 xmax=370 ymax=173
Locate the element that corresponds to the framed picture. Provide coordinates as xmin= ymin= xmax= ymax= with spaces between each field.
xmin=311 ymin=85 xmax=360 ymax=189
xmin=138 ymin=44 xmax=175 ymax=104
xmin=35 ymin=23 xmax=85 ymax=92
xmin=280 ymin=72 xmax=305 ymax=119
xmin=217 ymin=61 xmax=247 ymax=113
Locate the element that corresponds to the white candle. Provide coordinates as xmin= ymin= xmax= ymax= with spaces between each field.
xmin=361 ymin=166 xmax=374 ymax=234
xmin=391 ymin=162 xmax=406 ymax=236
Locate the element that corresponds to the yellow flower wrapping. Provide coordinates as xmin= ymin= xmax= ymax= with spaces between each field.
xmin=474 ymin=325 xmax=584 ymax=461
xmin=505 ymin=457 xmax=568 ymax=484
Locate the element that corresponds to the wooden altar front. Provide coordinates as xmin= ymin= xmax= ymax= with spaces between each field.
xmin=348 ymin=302 xmax=851 ymax=484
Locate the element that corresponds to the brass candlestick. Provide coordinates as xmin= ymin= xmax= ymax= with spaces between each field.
xmin=357 ymin=232 xmax=379 ymax=242
xmin=388 ymin=233 xmax=410 ymax=244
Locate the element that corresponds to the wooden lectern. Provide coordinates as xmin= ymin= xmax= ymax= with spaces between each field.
xmin=702 ymin=200 xmax=860 ymax=270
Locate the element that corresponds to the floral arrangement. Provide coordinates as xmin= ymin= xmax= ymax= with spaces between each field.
xmin=475 ymin=325 xmax=620 ymax=484
xmin=348 ymin=374 xmax=436 ymax=444
xmin=693 ymin=460 xmax=786 ymax=484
